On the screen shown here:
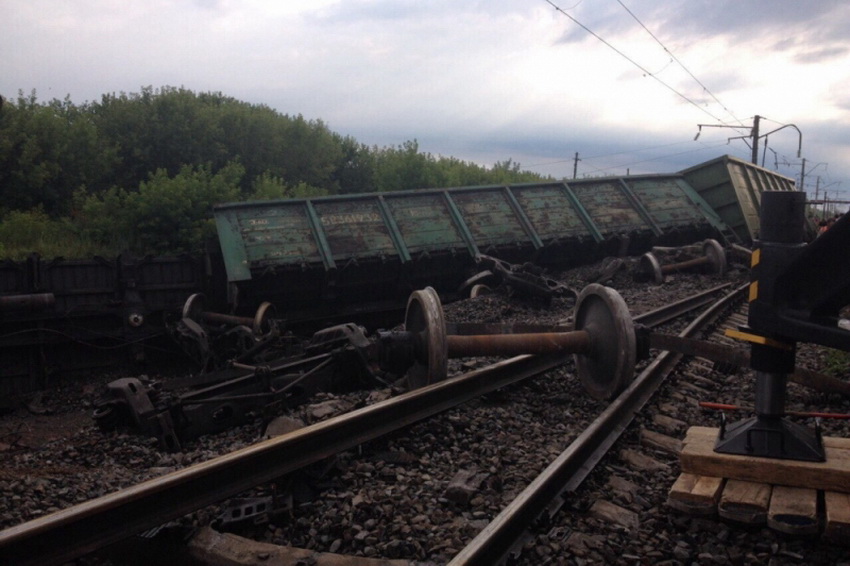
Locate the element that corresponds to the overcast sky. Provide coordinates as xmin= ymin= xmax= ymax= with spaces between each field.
xmin=3 ymin=0 xmax=849 ymax=201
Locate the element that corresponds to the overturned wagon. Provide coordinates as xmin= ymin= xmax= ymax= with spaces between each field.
xmin=214 ymin=174 xmax=727 ymax=322
xmin=0 ymin=154 xmax=797 ymax=393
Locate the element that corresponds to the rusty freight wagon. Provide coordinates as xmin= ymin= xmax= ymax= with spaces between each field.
xmin=681 ymin=155 xmax=798 ymax=243
xmin=212 ymin=172 xmax=729 ymax=324
xmin=0 ymin=154 xmax=798 ymax=392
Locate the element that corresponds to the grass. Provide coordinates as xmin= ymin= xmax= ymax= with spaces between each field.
xmin=0 ymin=209 xmax=122 ymax=260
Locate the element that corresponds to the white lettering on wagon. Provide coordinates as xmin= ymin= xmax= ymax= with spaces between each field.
xmin=320 ymin=212 xmax=381 ymax=226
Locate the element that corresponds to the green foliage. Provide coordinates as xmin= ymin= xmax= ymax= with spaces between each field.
xmin=250 ymin=173 xmax=328 ymax=200
xmin=0 ymin=207 xmax=103 ymax=259
xmin=0 ymin=208 xmax=58 ymax=257
xmin=367 ymin=141 xmax=546 ymax=193
xmin=822 ymin=348 xmax=850 ymax=378
xmin=0 ymin=91 xmax=117 ymax=216
xmin=0 ymin=86 xmax=549 ymax=257
xmin=72 ymin=186 xmax=131 ymax=254
xmin=372 ymin=140 xmax=440 ymax=192
xmin=88 ymin=87 xmax=346 ymax=195
xmin=75 ymin=163 xmax=243 ymax=255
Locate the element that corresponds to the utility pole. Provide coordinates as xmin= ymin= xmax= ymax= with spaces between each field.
xmin=800 ymin=158 xmax=806 ymax=192
xmin=751 ymin=115 xmax=761 ymax=165
xmin=573 ymin=152 xmax=580 ymax=179
xmin=696 ymin=114 xmax=800 ymax=167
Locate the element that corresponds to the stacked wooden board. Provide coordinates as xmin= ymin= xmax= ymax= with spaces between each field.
xmin=668 ymin=426 xmax=850 ymax=541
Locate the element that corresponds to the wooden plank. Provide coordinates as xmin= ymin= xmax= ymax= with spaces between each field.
xmin=718 ymin=479 xmax=771 ymax=524
xmin=767 ymin=485 xmax=819 ymax=535
xmin=680 ymin=426 xmax=850 ymax=493
xmin=588 ymin=500 xmax=640 ymax=530
xmin=824 ymin=491 xmax=850 ymax=544
xmin=640 ymin=428 xmax=683 ymax=455
xmin=685 ymin=425 xmax=850 ymax=450
xmin=188 ymin=527 xmax=414 ymax=566
xmin=666 ymin=473 xmax=723 ymax=515
xmin=651 ymin=413 xmax=687 ymax=435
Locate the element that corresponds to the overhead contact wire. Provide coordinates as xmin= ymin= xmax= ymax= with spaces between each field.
xmin=543 ymin=0 xmax=728 ymax=124
xmin=614 ymin=0 xmax=746 ymax=128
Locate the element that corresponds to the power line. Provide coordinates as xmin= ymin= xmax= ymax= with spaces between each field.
xmin=542 ymin=0 xmax=729 ymax=124
xmin=524 ymin=139 xmax=696 ymax=168
xmin=614 ymin=0 xmax=746 ymax=128
xmin=582 ymin=139 xmax=704 ymax=161
xmin=579 ymin=141 xmax=735 ymax=175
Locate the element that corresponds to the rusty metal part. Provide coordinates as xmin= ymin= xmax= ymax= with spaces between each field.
xmin=446 ymin=322 xmax=573 ymax=335
xmin=446 ymin=332 xmax=590 ymax=358
xmin=0 ymin=351 xmax=572 ymax=566
xmin=640 ymin=239 xmax=727 ymax=284
xmin=573 ymin=283 xmax=636 ymax=400
xmin=0 ymin=293 xmax=55 ymax=312
xmin=474 ymin=255 xmax=577 ymax=301
xmin=93 ymin=324 xmax=381 ymax=448
xmin=182 ymin=293 xmax=276 ymax=337
xmin=174 ymin=294 xmax=280 ymax=370
xmin=404 ymin=287 xmax=448 ymax=389
xmin=404 ymin=285 xmax=634 ymax=400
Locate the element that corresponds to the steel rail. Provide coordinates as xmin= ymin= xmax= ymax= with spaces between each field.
xmin=0 ymin=351 xmax=572 ymax=566
xmin=633 ymin=282 xmax=731 ymax=328
xmin=448 ymin=283 xmax=748 ymax=566
xmin=0 ymin=283 xmax=738 ymax=566
xmin=445 ymin=283 xmax=731 ymax=337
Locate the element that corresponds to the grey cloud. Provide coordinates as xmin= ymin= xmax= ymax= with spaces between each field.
xmin=642 ymin=0 xmax=839 ymax=38
xmin=563 ymin=0 xmax=850 ymax=55
xmin=312 ymin=0 xmax=526 ymax=25
xmin=192 ymin=0 xmax=222 ymax=9
xmin=793 ymin=46 xmax=850 ymax=64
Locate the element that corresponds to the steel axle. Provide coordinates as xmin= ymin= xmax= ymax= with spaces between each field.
xmin=446 ymin=331 xmax=591 ymax=358
xmin=640 ymin=239 xmax=727 ymax=284
xmin=182 ymin=293 xmax=276 ymax=337
xmin=403 ymin=284 xmax=635 ymax=400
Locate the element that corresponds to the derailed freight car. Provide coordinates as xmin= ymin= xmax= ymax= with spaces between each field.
xmin=681 ymin=154 xmax=798 ymax=243
xmin=0 ymin=154 xmax=797 ymax=393
xmin=213 ymin=172 xmax=730 ymax=323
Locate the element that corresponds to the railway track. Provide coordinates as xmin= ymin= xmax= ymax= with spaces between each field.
xmin=449 ymin=283 xmax=748 ymax=565
xmin=0 ymin=282 xmax=746 ymax=566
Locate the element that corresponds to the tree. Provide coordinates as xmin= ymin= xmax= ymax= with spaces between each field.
xmin=373 ymin=140 xmax=443 ymax=192
xmin=250 ymin=173 xmax=328 ymax=200
xmin=75 ymin=162 xmax=244 ymax=255
xmin=0 ymin=86 xmax=551 ymax=257
xmin=332 ymin=135 xmax=376 ymax=194
xmin=0 ymin=91 xmax=117 ymax=215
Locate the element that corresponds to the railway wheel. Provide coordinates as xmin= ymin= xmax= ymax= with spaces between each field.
xmin=252 ymin=301 xmax=276 ymax=336
xmin=404 ymin=286 xmax=448 ymax=389
xmin=182 ymin=293 xmax=205 ymax=322
xmin=573 ymin=283 xmax=636 ymax=400
xmin=703 ymin=239 xmax=727 ymax=275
